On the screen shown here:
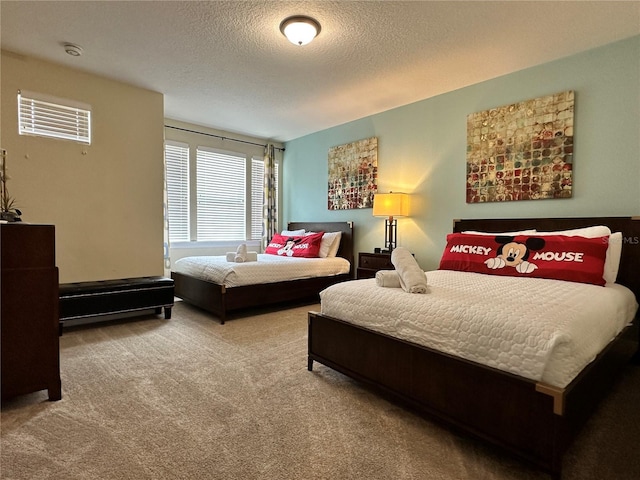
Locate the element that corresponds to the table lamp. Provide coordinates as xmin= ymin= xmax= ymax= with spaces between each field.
xmin=372 ymin=192 xmax=409 ymax=253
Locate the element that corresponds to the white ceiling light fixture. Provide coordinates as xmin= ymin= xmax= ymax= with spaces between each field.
xmin=279 ymin=16 xmax=321 ymax=46
xmin=63 ymin=43 xmax=83 ymax=57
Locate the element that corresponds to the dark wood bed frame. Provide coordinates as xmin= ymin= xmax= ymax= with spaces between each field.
xmin=308 ymin=217 xmax=639 ymax=479
xmin=172 ymin=221 xmax=354 ymax=324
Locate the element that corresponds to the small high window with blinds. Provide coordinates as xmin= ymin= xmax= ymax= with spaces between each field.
xmin=18 ymin=90 xmax=91 ymax=144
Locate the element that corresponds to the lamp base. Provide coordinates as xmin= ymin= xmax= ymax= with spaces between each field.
xmin=384 ymin=218 xmax=398 ymax=252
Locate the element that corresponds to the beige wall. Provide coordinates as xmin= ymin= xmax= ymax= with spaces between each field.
xmin=1 ymin=51 xmax=164 ymax=282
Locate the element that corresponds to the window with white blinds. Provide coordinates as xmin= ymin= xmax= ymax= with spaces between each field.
xmin=164 ymin=142 xmax=190 ymax=242
xmin=17 ymin=90 xmax=91 ymax=144
xmin=196 ymin=148 xmax=246 ymax=241
xmin=164 ymin=141 xmax=279 ymax=244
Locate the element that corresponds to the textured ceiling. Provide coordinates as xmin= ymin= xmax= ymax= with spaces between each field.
xmin=2 ymin=1 xmax=639 ymax=142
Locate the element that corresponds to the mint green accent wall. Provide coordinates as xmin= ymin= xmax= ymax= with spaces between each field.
xmin=283 ymin=37 xmax=640 ymax=270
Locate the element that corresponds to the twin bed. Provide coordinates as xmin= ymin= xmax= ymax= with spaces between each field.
xmin=171 ymin=221 xmax=353 ymax=324
xmin=308 ymin=216 xmax=639 ymax=479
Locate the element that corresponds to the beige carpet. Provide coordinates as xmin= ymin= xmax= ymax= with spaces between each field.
xmin=2 ymin=301 xmax=639 ymax=480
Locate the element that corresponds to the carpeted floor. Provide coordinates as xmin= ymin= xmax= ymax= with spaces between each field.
xmin=1 ymin=300 xmax=639 ymax=480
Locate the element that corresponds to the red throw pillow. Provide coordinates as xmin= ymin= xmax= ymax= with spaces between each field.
xmin=264 ymin=232 xmax=324 ymax=258
xmin=438 ymin=233 xmax=608 ymax=286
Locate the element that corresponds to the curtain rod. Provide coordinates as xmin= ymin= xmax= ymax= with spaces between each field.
xmin=164 ymin=125 xmax=285 ymax=152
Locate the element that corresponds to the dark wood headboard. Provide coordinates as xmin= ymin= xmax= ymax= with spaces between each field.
xmin=453 ymin=217 xmax=640 ymax=302
xmin=287 ymin=221 xmax=354 ymax=275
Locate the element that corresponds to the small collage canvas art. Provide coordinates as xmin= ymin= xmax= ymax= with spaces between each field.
xmin=327 ymin=137 xmax=378 ymax=210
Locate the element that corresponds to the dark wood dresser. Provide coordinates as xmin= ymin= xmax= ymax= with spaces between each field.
xmin=1 ymin=223 xmax=61 ymax=401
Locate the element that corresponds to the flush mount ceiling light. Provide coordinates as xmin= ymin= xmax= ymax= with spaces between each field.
xmin=279 ymin=16 xmax=321 ymax=46
xmin=63 ymin=43 xmax=83 ymax=57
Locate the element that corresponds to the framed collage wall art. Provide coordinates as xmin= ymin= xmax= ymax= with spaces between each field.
xmin=327 ymin=137 xmax=378 ymax=210
xmin=466 ymin=90 xmax=574 ymax=203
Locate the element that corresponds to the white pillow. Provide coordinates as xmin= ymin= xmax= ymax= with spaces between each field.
xmin=281 ymin=229 xmax=305 ymax=236
xmin=462 ymin=229 xmax=536 ymax=235
xmin=604 ymin=232 xmax=622 ymax=284
xmin=324 ymin=231 xmax=342 ymax=258
xmin=536 ymin=225 xmax=611 ymax=238
xmin=305 ymin=231 xmax=342 ymax=258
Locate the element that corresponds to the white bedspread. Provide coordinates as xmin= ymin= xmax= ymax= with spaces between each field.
xmin=173 ymin=254 xmax=351 ymax=288
xmin=320 ymin=270 xmax=638 ymax=387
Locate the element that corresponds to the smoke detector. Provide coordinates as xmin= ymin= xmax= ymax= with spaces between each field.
xmin=63 ymin=43 xmax=83 ymax=57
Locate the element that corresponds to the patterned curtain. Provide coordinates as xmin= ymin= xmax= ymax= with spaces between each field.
xmin=163 ymin=151 xmax=171 ymax=277
xmin=262 ymin=143 xmax=278 ymax=251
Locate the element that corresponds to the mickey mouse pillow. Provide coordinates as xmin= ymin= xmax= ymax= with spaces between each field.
xmin=264 ymin=232 xmax=324 ymax=258
xmin=438 ymin=233 xmax=609 ymax=286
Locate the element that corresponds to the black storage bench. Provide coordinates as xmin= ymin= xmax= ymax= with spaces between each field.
xmin=59 ymin=276 xmax=174 ymax=328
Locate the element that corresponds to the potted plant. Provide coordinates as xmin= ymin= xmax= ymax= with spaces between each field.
xmin=1 ymin=149 xmax=22 ymax=222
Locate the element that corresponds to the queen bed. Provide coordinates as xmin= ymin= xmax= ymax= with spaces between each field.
xmin=307 ymin=217 xmax=639 ymax=479
xmin=172 ymin=221 xmax=353 ymax=324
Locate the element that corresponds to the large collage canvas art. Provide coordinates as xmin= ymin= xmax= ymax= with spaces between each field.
xmin=466 ymin=90 xmax=574 ymax=203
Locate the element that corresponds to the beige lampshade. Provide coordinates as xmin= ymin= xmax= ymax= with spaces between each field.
xmin=372 ymin=192 xmax=409 ymax=218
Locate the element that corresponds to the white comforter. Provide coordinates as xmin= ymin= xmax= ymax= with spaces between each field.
xmin=320 ymin=270 xmax=638 ymax=388
xmin=173 ymin=254 xmax=351 ymax=288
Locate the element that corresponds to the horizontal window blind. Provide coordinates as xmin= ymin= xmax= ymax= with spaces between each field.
xmin=251 ymin=159 xmax=265 ymax=240
xmin=196 ymin=148 xmax=246 ymax=241
xmin=18 ymin=90 xmax=91 ymax=144
xmin=251 ymin=158 xmax=279 ymax=240
xmin=165 ymin=142 xmax=190 ymax=242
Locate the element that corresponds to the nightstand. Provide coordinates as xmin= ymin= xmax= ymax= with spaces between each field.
xmin=357 ymin=252 xmax=394 ymax=279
